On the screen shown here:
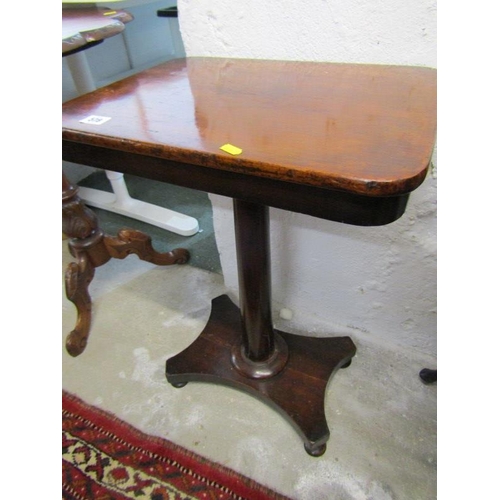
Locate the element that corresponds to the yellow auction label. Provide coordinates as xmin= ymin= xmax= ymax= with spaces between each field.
xmin=220 ymin=144 xmax=243 ymax=155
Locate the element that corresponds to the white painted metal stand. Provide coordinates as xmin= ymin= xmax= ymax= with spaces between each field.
xmin=65 ymin=50 xmax=199 ymax=236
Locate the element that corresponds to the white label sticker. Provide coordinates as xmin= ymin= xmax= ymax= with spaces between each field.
xmin=80 ymin=115 xmax=112 ymax=125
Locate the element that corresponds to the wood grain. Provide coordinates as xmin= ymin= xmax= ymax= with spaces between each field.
xmin=63 ymin=58 xmax=436 ymax=454
xmin=62 ymin=57 xmax=436 ymax=196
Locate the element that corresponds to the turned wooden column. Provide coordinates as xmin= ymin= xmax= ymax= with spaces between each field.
xmin=234 ymin=200 xmax=273 ymax=359
xmin=230 ymin=200 xmax=289 ymax=378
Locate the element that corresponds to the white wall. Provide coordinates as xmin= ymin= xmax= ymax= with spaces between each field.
xmin=178 ymin=0 xmax=437 ymax=357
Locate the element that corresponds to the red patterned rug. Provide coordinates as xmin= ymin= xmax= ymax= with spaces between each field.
xmin=63 ymin=391 xmax=291 ymax=500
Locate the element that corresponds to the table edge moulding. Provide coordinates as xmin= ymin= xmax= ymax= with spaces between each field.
xmin=62 ymin=56 xmax=437 ymax=456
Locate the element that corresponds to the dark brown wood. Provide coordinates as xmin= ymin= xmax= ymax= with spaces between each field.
xmin=62 ymin=7 xmax=134 ymax=56
xmin=166 ymin=295 xmax=356 ymax=456
xmin=62 ymin=141 xmax=410 ymax=227
xmin=62 ymin=173 xmax=189 ymax=356
xmin=231 ymin=200 xmax=288 ymax=378
xmin=62 ymin=57 xmax=436 ymax=455
xmin=234 ymin=200 xmax=274 ymax=361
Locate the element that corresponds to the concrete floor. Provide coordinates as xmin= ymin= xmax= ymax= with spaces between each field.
xmin=62 ymin=241 xmax=437 ymax=500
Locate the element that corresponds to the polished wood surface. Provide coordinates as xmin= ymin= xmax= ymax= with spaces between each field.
xmin=62 ymin=58 xmax=436 ymax=455
xmin=166 ymin=295 xmax=356 ymax=457
xmin=62 ymin=57 xmax=436 ymax=197
xmin=62 ymin=7 xmax=133 ymax=55
xmin=231 ymin=200 xmax=289 ymax=378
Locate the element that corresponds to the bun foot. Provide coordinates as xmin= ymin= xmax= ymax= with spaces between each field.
xmin=170 ymin=381 xmax=188 ymax=388
xmin=304 ymin=442 xmax=327 ymax=457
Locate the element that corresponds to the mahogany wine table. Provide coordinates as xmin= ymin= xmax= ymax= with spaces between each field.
xmin=62 ymin=57 xmax=437 ymax=456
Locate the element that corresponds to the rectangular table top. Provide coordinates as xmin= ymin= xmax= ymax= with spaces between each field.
xmin=63 ymin=57 xmax=436 ymax=225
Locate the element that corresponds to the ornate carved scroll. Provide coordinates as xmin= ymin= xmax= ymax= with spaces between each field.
xmin=62 ymin=173 xmax=190 ymax=356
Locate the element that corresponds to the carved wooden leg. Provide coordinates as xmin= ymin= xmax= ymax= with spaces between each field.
xmin=64 ymin=256 xmax=94 ymax=357
xmin=62 ymin=173 xmax=190 ymax=356
xmin=104 ymin=229 xmax=189 ymax=265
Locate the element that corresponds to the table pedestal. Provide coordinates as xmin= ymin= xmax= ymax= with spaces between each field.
xmin=166 ymin=200 xmax=356 ymax=456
